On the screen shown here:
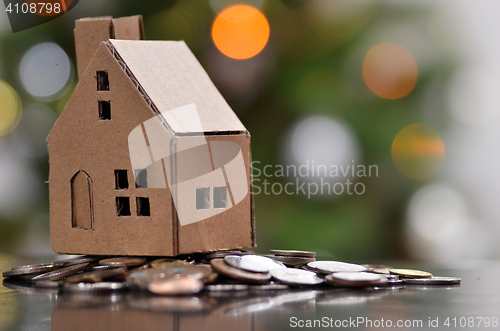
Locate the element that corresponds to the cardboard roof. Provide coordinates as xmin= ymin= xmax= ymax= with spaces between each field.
xmin=108 ymin=39 xmax=247 ymax=135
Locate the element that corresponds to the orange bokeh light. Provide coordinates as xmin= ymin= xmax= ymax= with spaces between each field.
xmin=391 ymin=123 xmax=445 ymax=181
xmin=363 ymin=43 xmax=418 ymax=99
xmin=211 ymin=4 xmax=270 ymax=60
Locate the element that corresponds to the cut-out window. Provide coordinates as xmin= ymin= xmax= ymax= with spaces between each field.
xmin=213 ymin=186 xmax=227 ymax=209
xmin=97 ymin=71 xmax=109 ymax=91
xmin=99 ymin=101 xmax=111 ymax=120
xmin=135 ymin=169 xmax=147 ymax=188
xmin=196 ymin=188 xmax=210 ymax=210
xmin=115 ymin=170 xmax=128 ymax=190
xmin=116 ymin=197 xmax=131 ymax=216
xmin=137 ymin=197 xmax=150 ymax=217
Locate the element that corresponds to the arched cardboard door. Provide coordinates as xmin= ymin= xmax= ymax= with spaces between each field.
xmin=71 ymin=171 xmax=93 ymax=230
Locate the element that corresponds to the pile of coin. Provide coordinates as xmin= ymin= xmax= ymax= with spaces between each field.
xmin=2 ymin=250 xmax=461 ymax=295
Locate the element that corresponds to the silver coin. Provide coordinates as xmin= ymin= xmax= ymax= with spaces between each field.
xmin=325 ymin=272 xmax=388 ymax=287
xmin=403 ymin=276 xmax=461 ymax=285
xmin=54 ymin=256 xmax=101 ymax=267
xmin=205 ymin=284 xmax=249 ymax=292
xmin=31 ymin=263 xmax=90 ymax=282
xmin=63 ymin=282 xmax=127 ymax=292
xmin=3 ymin=264 xmax=57 ymax=278
xmin=205 ymin=250 xmax=251 ymax=260
xmin=307 ymin=261 xmax=367 ymax=274
xmin=270 ymin=268 xmax=324 ymax=286
xmin=224 ymin=255 xmax=269 ymax=273
xmin=383 ymin=274 xmax=399 ymax=280
xmin=269 ymin=250 xmax=316 ymax=258
xmin=241 ymin=255 xmax=286 ymax=271
xmin=386 ymin=278 xmax=403 ymax=285
xmin=126 ymin=265 xmax=211 ymax=289
xmin=91 ymin=264 xmax=116 ymax=271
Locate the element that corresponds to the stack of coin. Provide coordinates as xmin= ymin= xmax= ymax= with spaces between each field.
xmin=2 ymin=251 xmax=461 ymax=295
xmin=268 ymin=250 xmax=316 ymax=264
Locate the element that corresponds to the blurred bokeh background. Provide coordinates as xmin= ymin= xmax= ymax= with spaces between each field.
xmin=0 ymin=0 xmax=499 ymax=261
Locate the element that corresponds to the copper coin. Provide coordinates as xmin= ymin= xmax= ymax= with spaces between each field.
xmin=269 ymin=250 xmax=316 ymax=258
xmin=99 ymin=257 xmax=146 ymax=267
xmin=126 ymin=265 xmax=211 ymax=288
xmin=210 ymin=259 xmax=270 ymax=284
xmin=65 ymin=266 xmax=127 ymax=283
xmin=148 ymin=277 xmax=204 ymax=295
xmin=325 ymin=272 xmax=388 ymax=287
xmin=31 ymin=263 xmax=90 ymax=282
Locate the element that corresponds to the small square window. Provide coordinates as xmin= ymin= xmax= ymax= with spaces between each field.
xmin=137 ymin=197 xmax=150 ymax=217
xmin=116 ymin=197 xmax=131 ymax=216
xmin=135 ymin=169 xmax=148 ymax=188
xmin=214 ymin=186 xmax=227 ymax=209
xmin=115 ymin=170 xmax=128 ymax=190
xmin=97 ymin=71 xmax=109 ymax=91
xmin=196 ymin=188 xmax=210 ymax=210
xmin=99 ymin=101 xmax=111 ymax=120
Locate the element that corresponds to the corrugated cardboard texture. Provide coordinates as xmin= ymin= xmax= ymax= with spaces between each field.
xmin=74 ymin=17 xmax=113 ymax=79
xmin=109 ymin=40 xmax=247 ymax=134
xmin=112 ymin=15 xmax=144 ymax=40
xmin=48 ymin=43 xmax=174 ymax=256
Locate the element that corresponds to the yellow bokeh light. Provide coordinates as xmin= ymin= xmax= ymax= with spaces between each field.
xmin=0 ymin=80 xmax=22 ymax=136
xmin=391 ymin=123 xmax=445 ymax=181
xmin=363 ymin=43 xmax=418 ymax=99
xmin=211 ymin=4 xmax=270 ymax=60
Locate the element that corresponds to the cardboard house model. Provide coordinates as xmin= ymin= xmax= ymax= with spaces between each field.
xmin=47 ymin=16 xmax=255 ymax=256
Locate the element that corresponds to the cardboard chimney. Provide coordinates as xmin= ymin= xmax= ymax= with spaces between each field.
xmin=47 ymin=16 xmax=255 ymax=256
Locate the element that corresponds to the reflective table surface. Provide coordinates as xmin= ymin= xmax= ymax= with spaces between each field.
xmin=1 ymin=254 xmax=499 ymax=331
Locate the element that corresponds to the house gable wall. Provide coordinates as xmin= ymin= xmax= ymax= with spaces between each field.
xmin=48 ymin=43 xmax=174 ymax=255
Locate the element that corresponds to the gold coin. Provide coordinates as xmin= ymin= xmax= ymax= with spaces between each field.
xmin=389 ymin=268 xmax=432 ymax=278
xmin=151 ymin=259 xmax=190 ymax=269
